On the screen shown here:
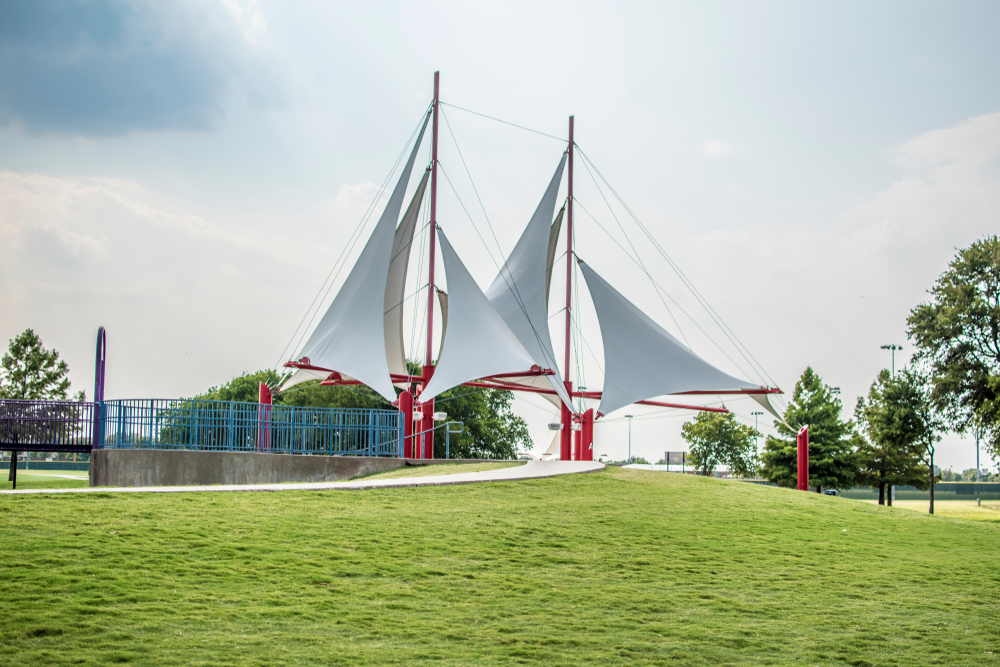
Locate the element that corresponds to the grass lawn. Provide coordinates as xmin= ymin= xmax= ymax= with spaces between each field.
xmin=863 ymin=499 xmax=1000 ymax=522
xmin=355 ymin=460 xmax=524 ymax=481
xmin=1 ymin=469 xmax=89 ymax=491
xmin=1 ymin=467 xmax=998 ymax=666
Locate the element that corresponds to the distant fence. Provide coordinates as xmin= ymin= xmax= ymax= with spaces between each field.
xmin=98 ymin=399 xmax=402 ymax=457
xmin=838 ymin=483 xmax=1000 ymax=501
xmin=0 ymin=461 xmax=90 ymax=471
xmin=1 ymin=398 xmax=404 ymax=458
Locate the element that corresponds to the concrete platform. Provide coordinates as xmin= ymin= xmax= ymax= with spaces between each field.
xmin=3 ymin=460 xmax=604 ymax=494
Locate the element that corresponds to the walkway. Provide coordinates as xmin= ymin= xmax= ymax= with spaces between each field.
xmin=1 ymin=460 xmax=604 ymax=495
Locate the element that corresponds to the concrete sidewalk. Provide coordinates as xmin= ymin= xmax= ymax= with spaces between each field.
xmin=0 ymin=460 xmax=604 ymax=495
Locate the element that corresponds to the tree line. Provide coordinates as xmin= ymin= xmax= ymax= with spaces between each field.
xmin=679 ymin=235 xmax=1000 ymax=507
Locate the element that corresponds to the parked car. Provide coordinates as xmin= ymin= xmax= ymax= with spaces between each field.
xmin=823 ymin=489 xmax=839 ymax=496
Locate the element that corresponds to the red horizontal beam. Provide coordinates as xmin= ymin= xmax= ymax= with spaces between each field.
xmin=673 ymin=387 xmax=782 ymax=395
xmin=636 ymin=400 xmax=729 ymax=413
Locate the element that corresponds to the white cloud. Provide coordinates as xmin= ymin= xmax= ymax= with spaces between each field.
xmin=704 ymin=140 xmax=732 ymax=156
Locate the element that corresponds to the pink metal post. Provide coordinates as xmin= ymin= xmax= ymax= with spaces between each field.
xmin=258 ymin=382 xmax=272 ymax=453
xmin=421 ymin=71 xmax=440 ymax=458
xmin=400 ymin=389 xmax=414 ymax=458
xmin=561 ymin=116 xmax=575 ymax=460
xmin=796 ymin=426 xmax=809 ymax=491
xmin=581 ymin=408 xmax=594 ymax=461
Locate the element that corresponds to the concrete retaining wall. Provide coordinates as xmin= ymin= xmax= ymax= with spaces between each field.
xmin=91 ymin=450 xmax=407 ymax=488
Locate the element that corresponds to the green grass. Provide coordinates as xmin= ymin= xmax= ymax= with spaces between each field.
xmin=354 ymin=460 xmax=524 ymax=481
xmin=1 ymin=469 xmax=89 ymax=491
xmin=865 ymin=499 xmax=1000 ymax=522
xmin=1 ymin=468 xmax=998 ymax=666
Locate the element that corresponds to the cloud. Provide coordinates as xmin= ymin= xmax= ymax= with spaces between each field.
xmin=0 ymin=0 xmax=283 ymax=137
xmin=704 ymin=140 xmax=732 ymax=156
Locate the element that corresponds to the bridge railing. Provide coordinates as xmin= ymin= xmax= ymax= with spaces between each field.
xmin=0 ymin=399 xmax=98 ymax=452
xmin=97 ymin=399 xmax=402 ymax=457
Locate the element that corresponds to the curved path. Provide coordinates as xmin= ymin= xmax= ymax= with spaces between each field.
xmin=1 ymin=460 xmax=604 ymax=495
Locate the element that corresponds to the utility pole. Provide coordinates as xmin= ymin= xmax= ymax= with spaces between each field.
xmin=880 ymin=344 xmax=902 ymax=378
xmin=560 ymin=116 xmax=575 ymax=461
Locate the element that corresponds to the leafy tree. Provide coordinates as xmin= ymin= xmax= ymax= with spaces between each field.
xmin=760 ymin=367 xmax=857 ymax=491
xmin=428 ymin=385 xmax=532 ymax=459
xmin=681 ymin=411 xmax=759 ymax=477
xmin=854 ymin=370 xmax=937 ymax=506
xmin=198 ymin=369 xmax=287 ymax=403
xmin=908 ymin=235 xmax=1000 ymax=463
xmin=0 ymin=329 xmax=73 ymax=400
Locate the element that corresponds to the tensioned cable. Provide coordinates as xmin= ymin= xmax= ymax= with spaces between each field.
xmin=573 ymin=198 xmax=757 ymax=382
xmin=273 ymin=107 xmax=431 ymax=371
xmin=575 ymin=145 xmax=782 ymax=397
xmin=439 ymin=102 xmax=566 ymax=142
xmin=576 ymin=150 xmax=692 ymax=350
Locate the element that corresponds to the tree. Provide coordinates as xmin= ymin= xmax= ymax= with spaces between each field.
xmin=428 ymin=385 xmax=532 ymax=459
xmin=681 ymin=411 xmax=759 ymax=477
xmin=760 ymin=367 xmax=857 ymax=491
xmin=0 ymin=329 xmax=73 ymax=400
xmin=908 ymin=235 xmax=1000 ymax=463
xmin=854 ymin=369 xmax=939 ymax=507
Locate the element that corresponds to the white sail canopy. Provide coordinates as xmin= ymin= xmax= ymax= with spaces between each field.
xmin=384 ymin=170 xmax=430 ymax=378
xmin=419 ymin=229 xmax=538 ymax=402
xmin=485 ymin=155 xmax=573 ymax=408
xmin=293 ymin=113 xmax=430 ymax=401
xmin=578 ymin=259 xmax=759 ymax=416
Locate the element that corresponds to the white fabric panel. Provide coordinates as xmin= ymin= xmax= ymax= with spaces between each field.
xmin=384 ymin=170 xmax=430 ymax=376
xmin=502 ymin=374 xmax=562 ymax=407
xmin=296 ymin=114 xmax=430 ymax=401
xmin=578 ymin=260 xmax=759 ymax=416
xmin=279 ymin=367 xmax=341 ymax=393
xmin=750 ymin=392 xmax=786 ymax=425
xmin=436 ymin=289 xmax=448 ymax=362
xmin=419 ymin=230 xmax=538 ymax=401
xmin=485 ymin=156 xmax=570 ymax=409
xmin=545 ymin=207 xmax=564 ymax=308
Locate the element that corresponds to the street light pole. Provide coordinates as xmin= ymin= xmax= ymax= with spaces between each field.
xmin=625 ymin=415 xmax=634 ymax=464
xmin=751 ymin=411 xmax=763 ymax=450
xmin=880 ymin=344 xmax=902 ymax=378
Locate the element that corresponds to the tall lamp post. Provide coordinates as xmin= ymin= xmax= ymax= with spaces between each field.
xmin=625 ymin=414 xmax=634 ymax=464
xmin=751 ymin=411 xmax=764 ymax=450
xmin=880 ymin=344 xmax=902 ymax=378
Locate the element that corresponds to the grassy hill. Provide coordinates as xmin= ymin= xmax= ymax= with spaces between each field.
xmin=1 ymin=467 xmax=997 ymax=665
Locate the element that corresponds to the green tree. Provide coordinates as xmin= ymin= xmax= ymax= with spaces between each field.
xmin=908 ymin=235 xmax=1000 ymax=463
xmin=198 ymin=369 xmax=288 ymax=403
xmin=428 ymin=385 xmax=532 ymax=459
xmin=681 ymin=411 xmax=760 ymax=477
xmin=854 ymin=369 xmax=937 ymax=506
xmin=760 ymin=367 xmax=857 ymax=491
xmin=0 ymin=329 xmax=73 ymax=400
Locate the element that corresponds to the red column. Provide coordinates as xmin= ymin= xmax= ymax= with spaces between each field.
xmin=560 ymin=385 xmax=572 ymax=460
xmin=400 ymin=389 xmax=414 ymax=458
xmin=581 ymin=408 xmax=594 ymax=461
xmin=258 ymin=382 xmax=272 ymax=453
xmin=796 ymin=426 xmax=809 ymax=491
xmin=420 ymin=384 xmax=434 ymax=459
xmin=573 ymin=428 xmax=582 ymax=461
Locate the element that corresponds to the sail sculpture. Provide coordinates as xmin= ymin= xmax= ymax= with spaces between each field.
xmin=578 ymin=259 xmax=759 ymax=417
xmin=278 ymin=72 xmax=783 ymax=461
xmin=288 ymin=114 xmax=430 ymax=401
xmin=418 ymin=230 xmax=538 ymax=401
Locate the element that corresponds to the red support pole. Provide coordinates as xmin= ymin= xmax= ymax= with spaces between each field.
xmin=422 ymin=71 xmax=440 ymax=459
xmin=400 ymin=389 xmax=414 ymax=458
xmin=573 ymin=428 xmax=582 ymax=461
xmin=561 ymin=115 xmax=575 ymax=461
xmin=796 ymin=426 xmax=809 ymax=491
xmin=581 ymin=408 xmax=594 ymax=461
xmin=258 ymin=382 xmax=272 ymax=453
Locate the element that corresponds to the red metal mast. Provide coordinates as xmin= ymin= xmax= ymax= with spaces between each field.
xmin=560 ymin=116 xmax=575 ymax=460
xmin=420 ymin=71 xmax=441 ymax=459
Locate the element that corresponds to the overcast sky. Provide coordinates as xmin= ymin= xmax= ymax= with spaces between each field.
xmin=2 ymin=0 xmax=998 ymax=471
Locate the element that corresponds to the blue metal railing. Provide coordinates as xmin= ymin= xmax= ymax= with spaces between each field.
xmin=97 ymin=399 xmax=402 ymax=457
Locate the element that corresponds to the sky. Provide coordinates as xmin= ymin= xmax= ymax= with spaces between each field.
xmin=1 ymin=0 xmax=999 ymax=472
